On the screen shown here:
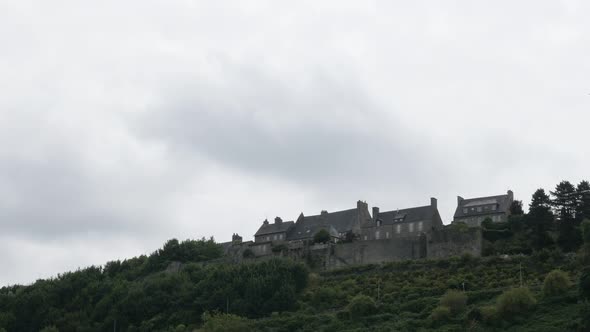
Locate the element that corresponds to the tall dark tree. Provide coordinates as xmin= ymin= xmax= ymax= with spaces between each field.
xmin=509 ymin=200 xmax=524 ymax=215
xmin=552 ymin=181 xmax=582 ymax=252
xmin=526 ymin=189 xmax=554 ymax=250
xmin=576 ymin=180 xmax=590 ymax=222
xmin=551 ymin=181 xmax=577 ymax=221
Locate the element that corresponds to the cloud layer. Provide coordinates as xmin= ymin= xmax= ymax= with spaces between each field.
xmin=1 ymin=0 xmax=589 ymax=285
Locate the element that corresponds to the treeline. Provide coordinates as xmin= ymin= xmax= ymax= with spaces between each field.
xmin=482 ymin=180 xmax=590 ymax=255
xmin=0 ymin=239 xmax=308 ymax=331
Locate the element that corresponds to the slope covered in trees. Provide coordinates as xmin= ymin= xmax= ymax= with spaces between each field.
xmin=1 ymin=179 xmax=590 ymax=331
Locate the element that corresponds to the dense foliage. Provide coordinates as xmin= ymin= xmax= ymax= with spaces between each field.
xmin=0 ymin=239 xmax=308 ymax=331
xmin=2 ymin=179 xmax=590 ymax=331
xmin=482 ymin=180 xmax=590 ymax=256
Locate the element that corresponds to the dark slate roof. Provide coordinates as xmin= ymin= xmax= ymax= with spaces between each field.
xmin=375 ymin=205 xmax=435 ymax=225
xmin=254 ymin=221 xmax=295 ymax=236
xmin=286 ymin=208 xmax=361 ymax=241
xmin=287 ymin=223 xmax=339 ymax=241
xmin=453 ymin=193 xmax=512 ymax=218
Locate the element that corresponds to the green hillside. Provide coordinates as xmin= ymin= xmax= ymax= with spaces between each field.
xmin=1 ymin=180 xmax=590 ymax=331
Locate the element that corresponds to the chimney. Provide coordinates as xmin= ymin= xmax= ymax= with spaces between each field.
xmin=457 ymin=196 xmax=464 ymax=205
xmin=232 ymin=233 xmax=242 ymax=244
xmin=372 ymin=207 xmax=380 ymax=222
xmin=321 ymin=210 xmax=328 ymax=215
xmin=274 ymin=216 xmax=283 ymax=224
xmin=431 ymin=197 xmax=437 ymax=208
xmin=263 ymin=219 xmax=269 ymax=225
xmin=357 ymin=200 xmax=366 ymax=210
xmin=507 ymin=190 xmax=514 ymax=200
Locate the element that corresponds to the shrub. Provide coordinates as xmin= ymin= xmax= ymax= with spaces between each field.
xmin=580 ymin=267 xmax=590 ymax=300
xmin=429 ymin=306 xmax=451 ymax=322
xmin=543 ymin=269 xmax=571 ymax=297
xmin=313 ymin=229 xmax=331 ymax=244
xmin=439 ymin=290 xmax=467 ymax=315
xmin=346 ymin=294 xmax=377 ymax=319
xmin=242 ymin=249 xmax=255 ymax=259
xmin=201 ymin=312 xmax=250 ymax=332
xmin=39 ymin=327 xmax=59 ymax=332
xmin=496 ymin=287 xmax=536 ymax=320
xmin=479 ymin=305 xmax=497 ymax=324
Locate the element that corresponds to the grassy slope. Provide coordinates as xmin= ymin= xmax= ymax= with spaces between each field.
xmin=249 ymin=253 xmax=582 ymax=331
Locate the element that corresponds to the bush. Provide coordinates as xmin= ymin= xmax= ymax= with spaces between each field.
xmin=39 ymin=327 xmax=59 ymax=332
xmin=580 ymin=267 xmax=590 ymax=300
xmin=346 ymin=294 xmax=377 ymax=319
xmin=543 ymin=269 xmax=571 ymax=297
xmin=439 ymin=290 xmax=467 ymax=315
xmin=201 ymin=312 xmax=250 ymax=332
xmin=242 ymin=249 xmax=255 ymax=259
xmin=429 ymin=306 xmax=451 ymax=322
xmin=479 ymin=305 xmax=497 ymax=324
xmin=313 ymin=229 xmax=331 ymax=244
xmin=496 ymin=287 xmax=536 ymax=320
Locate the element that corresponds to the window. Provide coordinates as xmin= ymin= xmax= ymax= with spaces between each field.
xmin=409 ymin=223 xmax=414 ymax=232
xmin=386 ymin=232 xmax=390 ymax=239
xmin=396 ymin=224 xmax=401 ymax=234
xmin=477 ymin=207 xmax=482 ymax=212
xmin=273 ymin=234 xmax=277 ymax=240
xmin=364 ymin=235 xmax=368 ymax=240
xmin=266 ymin=236 xmax=270 ymax=241
xmin=463 ymin=208 xmax=468 ymax=214
xmin=418 ymin=221 xmax=423 ymax=231
xmin=279 ymin=234 xmax=283 ymax=240
xmin=375 ymin=231 xmax=380 ymax=239
xmin=492 ymin=205 xmax=497 ymax=210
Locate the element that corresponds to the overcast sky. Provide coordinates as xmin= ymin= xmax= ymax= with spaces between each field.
xmin=1 ymin=0 xmax=589 ymax=286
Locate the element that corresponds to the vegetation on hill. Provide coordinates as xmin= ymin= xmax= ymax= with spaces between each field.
xmin=1 ymin=179 xmax=590 ymax=331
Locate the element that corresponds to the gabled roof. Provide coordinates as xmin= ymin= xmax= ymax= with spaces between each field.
xmin=454 ymin=193 xmax=512 ymax=218
xmin=286 ymin=208 xmax=363 ymax=240
xmin=287 ymin=223 xmax=339 ymax=241
xmin=254 ymin=221 xmax=295 ymax=236
xmin=374 ymin=205 xmax=435 ymax=226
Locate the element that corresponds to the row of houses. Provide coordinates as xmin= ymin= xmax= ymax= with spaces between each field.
xmin=225 ymin=190 xmax=514 ymax=258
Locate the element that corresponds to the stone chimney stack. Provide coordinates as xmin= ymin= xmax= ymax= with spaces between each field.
xmin=232 ymin=233 xmax=242 ymax=244
xmin=507 ymin=190 xmax=514 ymax=200
xmin=431 ymin=197 xmax=437 ymax=208
xmin=372 ymin=206 xmax=380 ymax=222
xmin=263 ymin=219 xmax=269 ymax=225
xmin=457 ymin=196 xmax=464 ymax=205
xmin=357 ymin=200 xmax=367 ymax=210
xmin=274 ymin=217 xmax=283 ymax=224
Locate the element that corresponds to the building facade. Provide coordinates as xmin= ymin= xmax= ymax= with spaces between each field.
xmin=453 ymin=190 xmax=514 ymax=227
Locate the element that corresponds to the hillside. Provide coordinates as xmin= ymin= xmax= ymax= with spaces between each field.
xmin=2 ymin=180 xmax=590 ymax=331
xmin=1 ymin=238 xmax=589 ymax=331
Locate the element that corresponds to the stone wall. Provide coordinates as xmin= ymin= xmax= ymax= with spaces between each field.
xmin=325 ymin=235 xmax=427 ymax=270
xmin=426 ymin=226 xmax=482 ymax=258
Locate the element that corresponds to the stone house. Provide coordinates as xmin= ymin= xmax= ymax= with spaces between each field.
xmin=361 ymin=198 xmax=443 ymax=241
xmin=453 ymin=190 xmax=514 ymax=227
xmin=286 ymin=200 xmax=372 ymax=244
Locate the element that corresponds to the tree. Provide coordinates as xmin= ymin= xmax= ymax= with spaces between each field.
xmin=576 ymin=181 xmax=590 ymax=222
xmin=552 ymin=181 xmax=582 ymax=252
xmin=551 ymin=181 xmax=577 ymax=220
xmin=526 ymin=189 xmax=554 ymax=250
xmin=510 ymin=200 xmax=524 ymax=215
xmin=543 ymin=270 xmax=571 ymax=297
xmin=313 ymin=229 xmax=331 ymax=244
xmin=439 ymin=290 xmax=467 ymax=315
xmin=496 ymin=287 xmax=536 ymax=320
xmin=346 ymin=294 xmax=377 ymax=319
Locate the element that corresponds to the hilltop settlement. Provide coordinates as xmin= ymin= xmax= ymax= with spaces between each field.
xmin=221 ymin=191 xmax=514 ymax=269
